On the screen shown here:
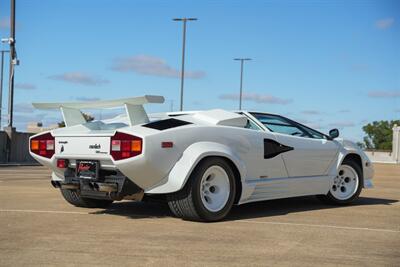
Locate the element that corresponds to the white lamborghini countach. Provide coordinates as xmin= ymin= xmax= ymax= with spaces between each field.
xmin=29 ymin=95 xmax=374 ymax=221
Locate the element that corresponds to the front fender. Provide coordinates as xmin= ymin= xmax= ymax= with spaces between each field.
xmin=328 ymin=140 xmax=374 ymax=188
xmin=146 ymin=142 xmax=246 ymax=194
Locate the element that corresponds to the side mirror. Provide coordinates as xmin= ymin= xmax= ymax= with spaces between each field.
xmin=329 ymin=128 xmax=339 ymax=139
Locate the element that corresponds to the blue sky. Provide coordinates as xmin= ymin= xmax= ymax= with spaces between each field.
xmin=0 ymin=0 xmax=399 ymax=142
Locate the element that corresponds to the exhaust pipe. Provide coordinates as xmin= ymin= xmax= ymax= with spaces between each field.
xmin=60 ymin=183 xmax=79 ymax=190
xmin=51 ymin=180 xmax=60 ymax=188
xmin=93 ymin=183 xmax=99 ymax=191
xmin=51 ymin=180 xmax=78 ymax=190
xmin=94 ymin=182 xmax=117 ymax=193
xmin=88 ymin=182 xmax=95 ymax=190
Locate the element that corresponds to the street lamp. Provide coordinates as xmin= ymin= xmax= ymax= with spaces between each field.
xmin=234 ymin=58 xmax=251 ymax=110
xmin=0 ymin=50 xmax=10 ymax=128
xmin=173 ymin=17 xmax=197 ymax=111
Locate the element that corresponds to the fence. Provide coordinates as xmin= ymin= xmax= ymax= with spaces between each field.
xmin=0 ymin=130 xmax=37 ymax=164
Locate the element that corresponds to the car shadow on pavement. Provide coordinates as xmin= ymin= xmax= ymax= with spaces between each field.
xmin=91 ymin=200 xmax=172 ymax=219
xmin=225 ymin=196 xmax=398 ymax=221
xmin=90 ymin=196 xmax=398 ymax=221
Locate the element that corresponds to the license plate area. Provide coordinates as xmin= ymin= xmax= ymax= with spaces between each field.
xmin=76 ymin=160 xmax=99 ymax=179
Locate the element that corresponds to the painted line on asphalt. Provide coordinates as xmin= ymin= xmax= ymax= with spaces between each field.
xmin=0 ymin=209 xmax=89 ymax=215
xmin=235 ymin=220 xmax=400 ymax=233
xmin=1 ymin=209 xmax=399 ymax=233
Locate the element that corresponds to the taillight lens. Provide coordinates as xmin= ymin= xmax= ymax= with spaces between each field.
xmin=57 ymin=159 xmax=68 ymax=168
xmin=30 ymin=132 xmax=55 ymax=159
xmin=110 ymin=132 xmax=142 ymax=160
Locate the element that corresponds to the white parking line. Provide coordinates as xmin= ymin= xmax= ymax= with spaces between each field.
xmin=0 ymin=209 xmax=89 ymax=215
xmin=235 ymin=220 xmax=400 ymax=233
xmin=1 ymin=209 xmax=399 ymax=233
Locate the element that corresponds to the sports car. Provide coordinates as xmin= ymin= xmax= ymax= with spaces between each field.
xmin=29 ymin=95 xmax=374 ymax=221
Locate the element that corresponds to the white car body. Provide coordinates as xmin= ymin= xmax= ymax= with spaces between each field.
xmin=29 ymin=95 xmax=374 ymax=208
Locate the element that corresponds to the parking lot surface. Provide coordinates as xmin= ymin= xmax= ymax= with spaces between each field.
xmin=0 ymin=163 xmax=399 ymax=266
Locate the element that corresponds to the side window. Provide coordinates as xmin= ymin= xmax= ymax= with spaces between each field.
xmin=251 ymin=113 xmax=328 ymax=139
xmin=245 ymin=119 xmax=262 ymax=130
xmin=252 ymin=114 xmax=312 ymax=138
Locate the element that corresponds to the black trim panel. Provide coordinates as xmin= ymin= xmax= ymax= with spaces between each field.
xmin=143 ymin=118 xmax=192 ymax=131
xmin=264 ymin=139 xmax=294 ymax=159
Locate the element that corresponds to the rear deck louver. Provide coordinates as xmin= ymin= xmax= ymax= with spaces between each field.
xmin=143 ymin=118 xmax=192 ymax=131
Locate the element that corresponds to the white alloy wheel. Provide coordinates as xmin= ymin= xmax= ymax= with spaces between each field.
xmin=330 ymin=165 xmax=359 ymax=200
xmin=200 ymin=165 xmax=231 ymax=212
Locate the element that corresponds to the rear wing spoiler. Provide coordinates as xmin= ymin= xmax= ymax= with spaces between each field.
xmin=32 ymin=95 xmax=165 ymax=127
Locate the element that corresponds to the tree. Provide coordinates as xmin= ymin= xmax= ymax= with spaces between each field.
xmin=58 ymin=112 xmax=94 ymax=128
xmin=362 ymin=120 xmax=400 ymax=150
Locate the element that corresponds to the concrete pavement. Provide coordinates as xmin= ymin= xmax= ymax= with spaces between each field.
xmin=0 ymin=164 xmax=399 ymax=266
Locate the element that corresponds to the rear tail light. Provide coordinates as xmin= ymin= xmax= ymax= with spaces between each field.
xmin=30 ymin=132 xmax=55 ymax=159
xmin=110 ymin=132 xmax=142 ymax=160
xmin=57 ymin=159 xmax=68 ymax=168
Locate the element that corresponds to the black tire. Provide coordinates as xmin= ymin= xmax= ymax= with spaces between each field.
xmin=167 ymin=157 xmax=237 ymax=222
xmin=60 ymin=189 xmax=113 ymax=208
xmin=317 ymin=159 xmax=363 ymax=205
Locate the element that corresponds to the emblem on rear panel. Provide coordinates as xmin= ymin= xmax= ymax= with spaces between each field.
xmin=60 ymin=145 xmax=64 ymax=153
xmin=89 ymin=144 xmax=101 ymax=149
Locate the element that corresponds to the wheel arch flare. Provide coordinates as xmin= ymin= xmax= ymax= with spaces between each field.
xmin=145 ymin=142 xmax=246 ymax=195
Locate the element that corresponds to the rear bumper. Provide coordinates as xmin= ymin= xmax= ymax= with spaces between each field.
xmin=52 ymin=168 xmax=143 ymax=201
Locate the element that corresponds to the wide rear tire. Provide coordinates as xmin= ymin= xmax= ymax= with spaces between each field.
xmin=60 ymin=189 xmax=113 ymax=208
xmin=167 ymin=157 xmax=236 ymax=222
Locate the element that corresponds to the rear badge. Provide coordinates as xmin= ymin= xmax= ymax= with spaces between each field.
xmin=60 ymin=145 xmax=64 ymax=153
xmin=89 ymin=144 xmax=101 ymax=149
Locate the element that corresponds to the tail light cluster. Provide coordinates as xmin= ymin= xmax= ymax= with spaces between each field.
xmin=110 ymin=132 xmax=142 ymax=160
xmin=30 ymin=133 xmax=55 ymax=159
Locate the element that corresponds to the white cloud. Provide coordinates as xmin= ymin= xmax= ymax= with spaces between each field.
xmin=301 ymin=110 xmax=320 ymax=115
xmin=0 ymin=17 xmax=9 ymax=29
xmin=328 ymin=121 xmax=355 ymax=128
xmin=75 ymin=97 xmax=101 ymax=101
xmin=48 ymin=72 xmax=109 ymax=86
xmin=15 ymin=83 xmax=36 ymax=90
xmin=112 ymin=55 xmax=205 ymax=79
xmin=306 ymin=123 xmax=324 ymax=130
xmin=375 ymin=18 xmax=394 ymax=30
xmin=14 ymin=103 xmax=35 ymax=113
xmin=368 ymin=90 xmax=400 ymax=98
xmin=219 ymin=93 xmax=292 ymax=105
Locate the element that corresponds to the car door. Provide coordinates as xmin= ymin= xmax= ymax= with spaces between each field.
xmin=251 ymin=113 xmax=339 ymax=177
xmin=241 ymin=116 xmax=289 ymax=179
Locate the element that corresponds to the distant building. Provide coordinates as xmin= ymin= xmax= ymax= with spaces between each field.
xmin=365 ymin=125 xmax=400 ymax=164
xmin=26 ymin=122 xmax=58 ymax=134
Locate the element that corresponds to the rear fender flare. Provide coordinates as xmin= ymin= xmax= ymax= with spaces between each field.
xmin=145 ymin=142 xmax=246 ymax=194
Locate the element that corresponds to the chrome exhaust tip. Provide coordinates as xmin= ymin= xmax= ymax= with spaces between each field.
xmin=51 ymin=180 xmax=61 ymax=188
xmin=60 ymin=183 xmax=79 ymax=190
xmin=95 ymin=183 xmax=117 ymax=193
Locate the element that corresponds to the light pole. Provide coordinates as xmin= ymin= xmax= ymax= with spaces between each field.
xmin=0 ymin=50 xmax=10 ymax=128
xmin=173 ymin=17 xmax=197 ymax=111
xmin=234 ymin=58 xmax=251 ymax=110
xmin=8 ymin=0 xmax=17 ymax=128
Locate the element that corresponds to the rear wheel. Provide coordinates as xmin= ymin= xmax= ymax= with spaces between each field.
xmin=318 ymin=159 xmax=363 ymax=205
xmin=167 ymin=157 xmax=236 ymax=222
xmin=60 ymin=189 xmax=113 ymax=208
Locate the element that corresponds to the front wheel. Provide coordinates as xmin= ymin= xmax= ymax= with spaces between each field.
xmin=318 ymin=159 xmax=363 ymax=205
xmin=167 ymin=157 xmax=236 ymax=222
